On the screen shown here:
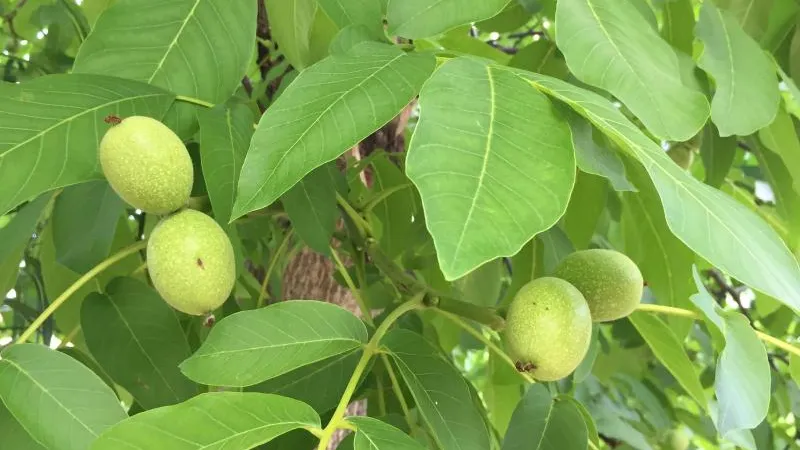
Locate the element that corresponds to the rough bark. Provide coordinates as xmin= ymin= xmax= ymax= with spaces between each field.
xmin=281 ymin=108 xmax=414 ymax=449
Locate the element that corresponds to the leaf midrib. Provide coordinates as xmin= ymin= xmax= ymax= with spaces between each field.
xmin=147 ymin=0 xmax=203 ymax=84
xmin=190 ymin=336 xmax=362 ymax=359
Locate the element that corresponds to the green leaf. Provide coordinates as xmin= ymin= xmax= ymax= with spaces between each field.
xmin=562 ymin=172 xmax=608 ymax=250
xmin=717 ymin=0 xmax=772 ymax=40
xmin=700 ymin=123 xmax=736 ymax=188
xmin=81 ymin=277 xmax=197 ymax=409
xmin=790 ymin=355 xmax=800 ymax=385
xmin=266 ymin=0 xmax=318 ymax=70
xmin=690 ymin=268 xmax=771 ymax=434
xmin=91 ymin=392 xmax=321 ymax=450
xmin=0 ymin=194 xmax=50 ymax=295
xmin=517 ymin=70 xmax=800 ymax=313
xmin=436 ymin=27 xmax=512 ymax=65
xmin=348 ymin=416 xmax=426 ymax=450
xmin=52 ymin=181 xmax=123 ymax=274
xmin=555 ymin=0 xmax=709 ymax=141
xmin=508 ymin=40 xmax=569 ymax=79
xmin=0 ymin=74 xmax=173 ymax=216
xmin=73 ymin=0 xmax=256 ymax=136
xmin=661 ymin=0 xmax=695 ymax=54
xmin=454 ymin=258 xmax=504 ymax=307
xmin=387 ymin=0 xmax=507 ymax=39
xmin=369 ymin=154 xmax=418 ymax=260
xmin=198 ymin=100 xmax=255 ymax=225
xmin=406 ymin=57 xmax=575 ymax=280
xmin=181 ymin=300 xmax=368 ymax=387
xmin=695 ymin=1 xmax=780 ymax=136
xmin=752 ymin=134 xmax=800 ymax=251
xmin=317 ymin=0 xmax=383 ymax=36
xmin=282 ymin=163 xmax=342 ymax=255
xmin=382 ymin=329 xmax=491 ymax=450
xmin=501 ymin=385 xmax=588 ymax=450
xmin=248 ymin=350 xmax=361 ymax=415
xmin=594 ymin=414 xmax=653 ymax=450
xmin=0 ymin=401 xmax=46 ymax=450
xmin=568 ymin=113 xmax=635 ymax=192
xmin=0 ymin=344 xmax=127 ymax=450
xmin=233 ymin=43 xmax=435 ymax=218
xmin=477 ymin=2 xmax=533 ymax=33
xmin=330 ymin=24 xmax=380 ymax=55
xmin=621 ymin=162 xmax=695 ymax=337
xmin=499 ymin=240 xmax=535 ymax=307
xmin=758 ymin=106 xmax=800 ymax=195
xmin=628 ymin=312 xmax=707 ymax=409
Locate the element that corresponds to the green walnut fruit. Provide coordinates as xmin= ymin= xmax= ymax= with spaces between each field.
xmin=503 ymin=277 xmax=592 ymax=381
xmin=663 ymin=429 xmax=690 ymax=450
xmin=147 ymin=209 xmax=235 ymax=315
xmin=99 ymin=116 xmax=193 ymax=214
xmin=554 ymin=249 xmax=643 ymax=322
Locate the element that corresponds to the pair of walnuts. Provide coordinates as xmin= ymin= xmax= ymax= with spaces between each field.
xmin=99 ymin=116 xmax=235 ymax=316
xmin=504 ymin=249 xmax=644 ymax=381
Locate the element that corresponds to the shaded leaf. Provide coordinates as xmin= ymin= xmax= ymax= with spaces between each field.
xmin=0 ymin=401 xmax=46 ymax=450
xmin=621 ymin=162 xmax=695 ymax=338
xmin=0 ymin=74 xmax=173 ymax=216
xmin=690 ymin=268 xmax=771 ymax=434
xmin=0 ymin=344 xmax=127 ymax=450
xmin=91 ymin=393 xmax=320 ymax=450
xmin=555 ymin=0 xmax=709 ymax=141
xmin=369 ymin=154 xmax=417 ymax=260
xmin=509 ymin=40 xmax=569 ymax=79
xmin=562 ymin=171 xmax=608 ymax=249
xmin=516 ymin=69 xmax=800 ymax=313
xmin=695 ymin=1 xmax=780 ymax=136
xmin=52 ymin=181 xmax=123 ymax=274
xmin=717 ymin=0 xmax=773 ymax=40
xmin=382 ymin=329 xmax=491 ymax=450
xmin=661 ymin=0 xmax=695 ymax=54
xmin=700 ymin=123 xmax=736 ymax=188
xmin=81 ymin=277 xmax=197 ymax=409
xmin=198 ymin=100 xmax=255 ymax=225
xmin=282 ymin=163 xmax=341 ymax=255
xmin=349 ymin=416 xmax=426 ymax=450
xmin=248 ymin=350 xmax=361 ymax=415
xmin=387 ymin=0 xmax=507 ymax=39
xmin=181 ymin=300 xmax=368 ymax=387
xmin=568 ymin=113 xmax=635 ymax=192
xmin=266 ymin=0 xmax=318 ymax=70
xmin=317 ymin=0 xmax=383 ymax=36
xmin=758 ymin=106 xmax=800 ymax=195
xmin=628 ymin=312 xmax=706 ymax=409
xmin=502 ymin=385 xmax=588 ymax=450
xmin=406 ymin=57 xmax=575 ymax=280
xmin=233 ymin=43 xmax=435 ymax=218
xmin=330 ymin=25 xmax=380 ymax=55
xmin=0 ymin=194 xmax=50 ymax=295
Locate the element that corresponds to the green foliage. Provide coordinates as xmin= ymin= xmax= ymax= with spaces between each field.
xmin=1 ymin=0 xmax=799 ymax=449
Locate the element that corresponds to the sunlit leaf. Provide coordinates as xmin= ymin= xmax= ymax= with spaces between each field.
xmin=91 ymin=393 xmax=320 ymax=450
xmin=516 ymin=69 xmax=800 ymax=313
xmin=407 ymin=57 xmax=575 ymax=280
xmin=348 ymin=416 xmax=426 ymax=450
xmin=387 ymin=0 xmax=507 ymax=39
xmin=0 ymin=344 xmax=127 ymax=450
xmin=81 ymin=277 xmax=198 ymax=409
xmin=555 ymin=0 xmax=709 ymax=141
xmin=695 ymin=1 xmax=780 ymax=136
xmin=181 ymin=301 xmax=368 ymax=387
xmin=74 ymin=0 xmax=256 ymax=136
xmin=0 ymin=74 xmax=173 ymax=216
xmin=233 ymin=42 xmax=435 ymax=219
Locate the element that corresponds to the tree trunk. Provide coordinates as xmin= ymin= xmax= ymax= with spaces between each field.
xmin=281 ymin=108 xmax=414 ymax=449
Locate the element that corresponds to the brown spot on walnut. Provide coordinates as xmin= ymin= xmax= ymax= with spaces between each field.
xmin=515 ymin=361 xmax=536 ymax=372
xmin=196 ymin=258 xmax=204 ymax=269
xmin=203 ymin=314 xmax=215 ymax=328
xmin=104 ymin=115 xmax=122 ymax=125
